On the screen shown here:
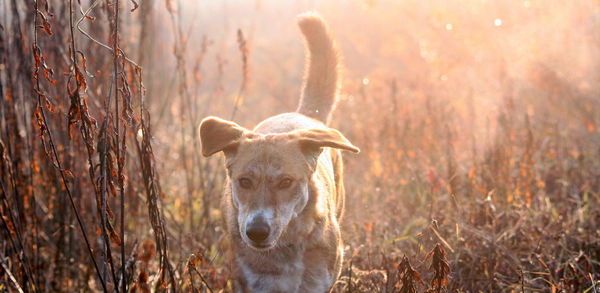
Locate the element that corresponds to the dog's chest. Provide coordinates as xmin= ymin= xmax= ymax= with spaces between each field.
xmin=235 ymin=245 xmax=334 ymax=293
xmin=237 ymin=251 xmax=304 ymax=292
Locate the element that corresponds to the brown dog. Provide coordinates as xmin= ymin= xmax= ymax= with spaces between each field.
xmin=199 ymin=12 xmax=358 ymax=292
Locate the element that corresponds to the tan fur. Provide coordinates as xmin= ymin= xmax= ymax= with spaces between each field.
xmin=199 ymin=13 xmax=357 ymax=293
xmin=297 ymin=11 xmax=340 ymax=124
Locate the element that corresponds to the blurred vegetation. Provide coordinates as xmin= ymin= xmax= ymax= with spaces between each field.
xmin=0 ymin=0 xmax=598 ymax=292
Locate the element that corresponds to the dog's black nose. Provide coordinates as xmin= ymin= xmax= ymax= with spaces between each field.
xmin=246 ymin=220 xmax=270 ymax=243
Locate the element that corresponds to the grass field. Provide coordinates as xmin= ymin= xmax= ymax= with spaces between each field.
xmin=0 ymin=0 xmax=598 ymax=292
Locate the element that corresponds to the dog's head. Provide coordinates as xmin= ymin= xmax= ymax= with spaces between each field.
xmin=199 ymin=116 xmax=358 ymax=250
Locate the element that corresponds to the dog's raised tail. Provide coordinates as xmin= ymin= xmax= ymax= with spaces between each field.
xmin=297 ymin=12 xmax=340 ymax=124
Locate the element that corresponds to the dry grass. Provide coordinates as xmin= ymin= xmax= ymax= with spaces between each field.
xmin=0 ymin=0 xmax=598 ymax=292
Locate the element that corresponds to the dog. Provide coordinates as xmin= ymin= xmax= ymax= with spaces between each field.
xmin=199 ymin=12 xmax=358 ymax=292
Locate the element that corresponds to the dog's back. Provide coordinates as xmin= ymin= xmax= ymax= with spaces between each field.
xmin=255 ymin=12 xmax=345 ymax=219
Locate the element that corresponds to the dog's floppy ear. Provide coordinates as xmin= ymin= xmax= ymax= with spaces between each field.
xmin=295 ymin=128 xmax=359 ymax=154
xmin=199 ymin=116 xmax=247 ymax=157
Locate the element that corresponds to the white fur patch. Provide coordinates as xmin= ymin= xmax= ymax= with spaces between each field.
xmin=237 ymin=258 xmax=304 ymax=292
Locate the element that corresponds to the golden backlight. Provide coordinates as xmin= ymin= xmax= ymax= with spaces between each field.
xmin=0 ymin=0 xmax=597 ymax=291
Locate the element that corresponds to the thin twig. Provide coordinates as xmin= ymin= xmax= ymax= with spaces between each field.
xmin=0 ymin=258 xmax=25 ymax=293
xmin=189 ymin=261 xmax=214 ymax=293
xmin=68 ymin=0 xmax=121 ymax=289
xmin=111 ymin=0 xmax=127 ymax=291
xmin=230 ymin=29 xmax=248 ymax=121
xmin=74 ymin=0 xmax=140 ymax=68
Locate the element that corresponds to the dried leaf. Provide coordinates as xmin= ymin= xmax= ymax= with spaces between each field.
xmin=38 ymin=11 xmax=53 ymax=35
xmin=130 ymin=0 xmax=139 ymax=12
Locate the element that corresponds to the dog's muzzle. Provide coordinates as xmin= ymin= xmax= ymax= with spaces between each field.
xmin=245 ymin=216 xmax=271 ymax=248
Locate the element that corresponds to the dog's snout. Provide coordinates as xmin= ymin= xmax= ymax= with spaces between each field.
xmin=246 ymin=218 xmax=270 ymax=243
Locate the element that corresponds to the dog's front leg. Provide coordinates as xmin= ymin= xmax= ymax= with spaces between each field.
xmin=297 ymin=248 xmax=338 ymax=293
xmin=298 ymin=266 xmax=334 ymax=293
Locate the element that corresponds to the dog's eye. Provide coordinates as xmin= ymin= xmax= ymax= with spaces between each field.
xmin=278 ymin=178 xmax=293 ymax=189
xmin=238 ymin=178 xmax=253 ymax=189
